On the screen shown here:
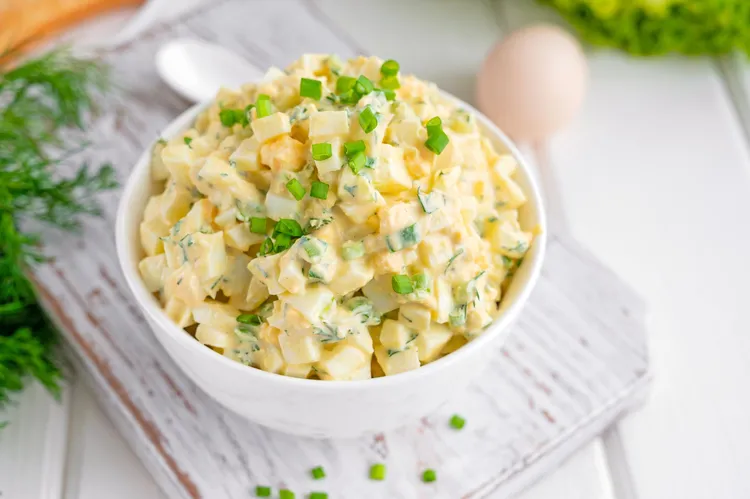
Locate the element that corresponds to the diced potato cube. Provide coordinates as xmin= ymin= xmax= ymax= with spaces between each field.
xmin=230 ymin=277 xmax=269 ymax=311
xmin=196 ymin=323 xmax=232 ymax=349
xmin=284 ymin=363 xmax=312 ymax=379
xmin=151 ymin=139 xmax=169 ymax=181
xmin=341 ymin=362 xmax=372 ymax=380
xmin=343 ymin=326 xmax=374 ymax=355
xmin=328 ymin=259 xmax=374 ymax=296
xmin=388 ymin=119 xmax=425 ymax=148
xmin=362 ymin=277 xmax=400 ymax=315
xmin=214 ymin=207 xmax=238 ymax=227
xmin=309 ymin=110 xmax=349 ymax=138
xmin=251 ymin=112 xmax=291 ymax=143
xmin=140 ymin=219 xmax=169 ymax=256
xmin=191 ymin=232 xmax=227 ymax=281
xmin=282 ymin=286 xmax=335 ymax=323
xmin=265 ymin=192 xmax=300 ymax=220
xmin=418 ymin=235 xmax=453 ymax=268
xmin=279 ymin=333 xmax=322 ymax=365
xmin=230 ymin=137 xmax=261 ymax=171
xmin=494 ymin=172 xmax=527 ymax=209
xmin=316 ymin=344 xmax=368 ymax=380
xmin=369 ymin=144 xmax=411 ymax=193
xmin=339 ymin=201 xmax=381 ymax=225
xmin=260 ymin=135 xmax=307 ymax=171
xmin=416 ymin=323 xmax=452 ymax=363
xmin=467 ymin=306 xmax=493 ymax=331
xmin=372 ymin=249 xmax=418 ymax=274
xmin=224 ymin=223 xmax=264 ymax=251
xmin=164 ymin=265 xmax=206 ymax=307
xmin=164 ymin=297 xmax=195 ymax=328
xmin=219 ymin=252 xmax=252 ymax=298
xmin=175 ymin=199 xmax=215 ymax=237
xmin=398 ymin=304 xmax=432 ymax=331
xmin=489 ymin=221 xmax=532 ymax=258
xmin=375 ymin=345 xmax=420 ymax=376
xmin=379 ymin=201 xmax=420 ymax=234
xmin=492 ymin=154 xmax=518 ymax=179
xmin=248 ymin=253 xmax=285 ymax=295
xmin=379 ymin=319 xmax=413 ymax=350
xmin=139 ymin=254 xmax=167 ymax=292
xmin=434 ymin=277 xmax=454 ymax=324
xmin=161 ymin=144 xmax=196 ymax=186
xmin=278 ymin=252 xmax=306 ymax=294
xmin=257 ymin=345 xmax=285 ymax=374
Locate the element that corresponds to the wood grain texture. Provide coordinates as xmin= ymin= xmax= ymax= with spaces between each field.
xmin=27 ymin=1 xmax=649 ymax=497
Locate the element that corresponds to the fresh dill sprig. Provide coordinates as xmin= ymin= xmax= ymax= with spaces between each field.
xmin=0 ymin=48 xmax=115 ymax=414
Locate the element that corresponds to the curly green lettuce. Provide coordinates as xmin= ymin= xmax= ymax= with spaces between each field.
xmin=538 ymin=0 xmax=750 ymax=56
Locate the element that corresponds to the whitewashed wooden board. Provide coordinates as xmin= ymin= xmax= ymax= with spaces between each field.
xmin=28 ymin=1 xmax=650 ymax=497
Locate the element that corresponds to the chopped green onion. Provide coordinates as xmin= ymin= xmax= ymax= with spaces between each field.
xmin=219 ymin=108 xmax=237 ymax=127
xmin=380 ymin=88 xmax=396 ymax=101
xmin=255 ymin=485 xmax=272 ymax=497
xmin=354 ymin=75 xmax=374 ymax=95
xmin=183 ymin=137 xmax=193 ymax=146
xmin=348 ymin=150 xmax=366 ymax=174
xmin=311 ymin=466 xmax=326 ymax=480
xmin=426 ymin=116 xmax=442 ymax=136
xmin=286 ymin=178 xmax=306 ymax=200
xmin=302 ymin=237 xmax=325 ymax=258
xmin=392 ymin=274 xmax=414 ymax=294
xmin=249 ymin=217 xmax=267 ymax=234
xmin=369 ymin=463 xmax=386 ymax=481
xmin=237 ymin=314 xmax=262 ymax=326
xmin=380 ymin=59 xmax=400 ymax=76
xmin=422 ymin=469 xmax=437 ymax=483
xmin=425 ymin=129 xmax=449 ymax=155
xmin=279 ymin=490 xmax=295 ymax=499
xmin=342 ymin=241 xmax=365 ymax=260
xmin=311 ymin=142 xmax=332 ymax=161
xmin=275 ymin=219 xmax=303 ymax=237
xmin=359 ymin=106 xmax=378 ymax=133
xmin=300 ymin=78 xmax=322 ymax=100
xmin=310 ymin=181 xmax=329 ymax=200
xmin=336 ymin=75 xmax=356 ymax=94
xmin=379 ymin=75 xmax=400 ymax=90
xmin=338 ymin=89 xmax=360 ymax=105
xmin=450 ymin=414 xmax=466 ymax=430
xmin=344 ymin=140 xmax=366 ymax=157
xmin=449 ymin=304 xmax=467 ymax=327
xmin=309 ymin=493 xmax=327 ymax=499
xmin=412 ymin=273 xmax=430 ymax=291
xmin=255 ymin=94 xmax=272 ymax=118
xmin=259 ymin=237 xmax=274 ymax=256
xmin=274 ymin=233 xmax=292 ymax=252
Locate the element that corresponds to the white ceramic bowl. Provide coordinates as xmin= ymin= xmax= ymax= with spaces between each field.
xmin=116 ymin=91 xmax=547 ymax=438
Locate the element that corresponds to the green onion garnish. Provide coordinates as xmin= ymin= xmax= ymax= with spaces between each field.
xmin=338 ymin=89 xmax=360 ymax=105
xmin=342 ymin=241 xmax=365 ymax=260
xmin=369 ymin=463 xmax=386 ymax=481
xmin=380 ymin=59 xmax=400 ymax=76
xmin=359 ymin=105 xmax=378 ymax=133
xmin=249 ymin=217 xmax=267 ymax=234
xmin=379 ymin=75 xmax=400 ymax=90
xmin=219 ymin=108 xmax=237 ymax=127
xmin=275 ymin=219 xmax=303 ymax=237
xmin=348 ymin=150 xmax=366 ymax=174
xmin=183 ymin=137 xmax=193 ymax=146
xmin=311 ymin=466 xmax=326 ymax=480
xmin=310 ymin=181 xmax=329 ymax=200
xmin=309 ymin=493 xmax=327 ymax=499
xmin=449 ymin=414 xmax=466 ymax=430
xmin=380 ymin=88 xmax=396 ymax=101
xmin=286 ymin=178 xmax=306 ymax=200
xmin=259 ymin=237 xmax=274 ymax=256
xmin=412 ymin=273 xmax=430 ymax=291
xmin=255 ymin=94 xmax=272 ymax=118
xmin=426 ymin=116 xmax=442 ymax=136
xmin=336 ymin=75 xmax=356 ymax=94
xmin=425 ymin=129 xmax=449 ymax=154
xmin=279 ymin=490 xmax=295 ymax=499
xmin=344 ymin=140 xmax=365 ymax=157
xmin=302 ymin=238 xmax=324 ymax=258
xmin=237 ymin=314 xmax=262 ymax=326
xmin=274 ymin=233 xmax=292 ymax=252
xmin=354 ymin=75 xmax=374 ymax=95
xmin=300 ymin=78 xmax=322 ymax=100
xmin=422 ymin=469 xmax=437 ymax=483
xmin=311 ymin=142 xmax=332 ymax=161
xmin=255 ymin=485 xmax=272 ymax=497
xmin=392 ymin=274 xmax=414 ymax=294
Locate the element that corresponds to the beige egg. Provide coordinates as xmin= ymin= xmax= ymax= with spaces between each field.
xmin=477 ymin=24 xmax=587 ymax=143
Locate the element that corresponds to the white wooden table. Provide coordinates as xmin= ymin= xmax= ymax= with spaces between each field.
xmin=3 ymin=1 xmax=750 ymax=498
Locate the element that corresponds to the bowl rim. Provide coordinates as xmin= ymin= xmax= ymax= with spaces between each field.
xmin=115 ymin=89 xmax=548 ymax=391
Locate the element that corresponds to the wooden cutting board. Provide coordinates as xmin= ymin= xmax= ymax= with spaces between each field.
xmin=31 ymin=1 xmax=651 ymax=497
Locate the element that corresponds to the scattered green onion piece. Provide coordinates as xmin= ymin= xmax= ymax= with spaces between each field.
xmin=219 ymin=108 xmax=237 ymax=127
xmin=274 ymin=233 xmax=292 ymax=252
xmin=422 ymin=469 xmax=437 ymax=483
xmin=344 ymin=140 xmax=366 ymax=157
xmin=338 ymin=89 xmax=360 ymax=105
xmin=255 ymin=94 xmax=272 ymax=118
xmin=348 ymin=150 xmax=366 ymax=174
xmin=249 ymin=217 xmax=267 ymax=234
xmin=392 ymin=274 xmax=414 ymax=294
xmin=237 ymin=314 xmax=262 ymax=326
xmin=310 ymin=181 xmax=329 ymax=200
xmin=449 ymin=304 xmax=467 ymax=327
xmin=425 ymin=129 xmax=449 ymax=155
xmin=311 ymin=142 xmax=332 ymax=161
xmin=379 ymin=75 xmax=400 ymax=90
xmin=380 ymin=59 xmax=400 ymax=76
xmin=449 ymin=414 xmax=466 ymax=430
xmin=336 ymin=75 xmax=356 ymax=94
xmin=309 ymin=493 xmax=328 ymax=499
xmin=279 ymin=490 xmax=295 ymax=499
xmin=354 ymin=75 xmax=374 ymax=95
xmin=183 ymin=137 xmax=193 ymax=146
xmin=255 ymin=485 xmax=272 ymax=497
xmin=380 ymin=88 xmax=396 ymax=101
xmin=342 ymin=241 xmax=365 ymax=260
xmin=300 ymin=77 xmax=322 ymax=100
xmin=259 ymin=237 xmax=274 ymax=256
xmin=412 ymin=273 xmax=429 ymax=291
xmin=369 ymin=463 xmax=386 ymax=481
xmin=358 ymin=105 xmax=378 ymax=133
xmin=286 ymin=178 xmax=306 ymax=200
xmin=302 ymin=238 xmax=323 ymax=258
xmin=275 ymin=219 xmax=303 ymax=237
xmin=311 ymin=466 xmax=326 ymax=480
xmin=425 ymin=116 xmax=442 ymax=136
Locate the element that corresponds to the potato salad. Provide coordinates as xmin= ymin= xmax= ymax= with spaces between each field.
xmin=138 ymin=54 xmax=535 ymax=380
